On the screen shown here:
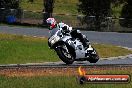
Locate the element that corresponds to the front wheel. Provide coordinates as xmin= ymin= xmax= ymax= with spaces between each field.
xmin=88 ymin=49 xmax=99 ymax=63
xmin=88 ymin=54 xmax=99 ymax=63
xmin=55 ymin=43 xmax=75 ymax=64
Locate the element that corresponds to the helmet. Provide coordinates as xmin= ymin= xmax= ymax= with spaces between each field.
xmin=46 ymin=18 xmax=56 ymax=29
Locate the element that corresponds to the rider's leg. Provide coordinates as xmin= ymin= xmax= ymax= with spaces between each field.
xmin=71 ymin=30 xmax=89 ymax=48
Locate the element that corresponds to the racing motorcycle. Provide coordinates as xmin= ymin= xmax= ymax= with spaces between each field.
xmin=48 ymin=27 xmax=99 ymax=64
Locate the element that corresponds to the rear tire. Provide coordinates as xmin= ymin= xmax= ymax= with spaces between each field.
xmin=55 ymin=43 xmax=75 ymax=64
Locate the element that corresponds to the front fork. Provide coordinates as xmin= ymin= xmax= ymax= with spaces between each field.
xmin=85 ymin=45 xmax=97 ymax=57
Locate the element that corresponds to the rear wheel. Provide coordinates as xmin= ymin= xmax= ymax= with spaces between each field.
xmin=55 ymin=43 xmax=75 ymax=64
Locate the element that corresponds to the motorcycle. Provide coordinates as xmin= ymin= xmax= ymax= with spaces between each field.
xmin=48 ymin=27 xmax=99 ymax=64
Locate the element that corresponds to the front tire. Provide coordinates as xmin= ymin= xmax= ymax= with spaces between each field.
xmin=88 ymin=49 xmax=99 ymax=63
xmin=88 ymin=54 xmax=99 ymax=63
xmin=55 ymin=43 xmax=75 ymax=64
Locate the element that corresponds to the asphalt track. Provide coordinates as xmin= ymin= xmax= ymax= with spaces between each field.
xmin=0 ymin=26 xmax=132 ymax=48
xmin=0 ymin=62 xmax=132 ymax=68
xmin=0 ymin=25 xmax=132 ymax=65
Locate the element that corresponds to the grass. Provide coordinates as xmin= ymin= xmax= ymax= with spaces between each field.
xmin=20 ymin=0 xmax=123 ymax=18
xmin=23 ymin=11 xmax=43 ymax=19
xmin=54 ymin=0 xmax=78 ymax=14
xmin=20 ymin=0 xmax=78 ymax=14
xmin=0 ymin=33 xmax=59 ymax=64
xmin=93 ymin=43 xmax=132 ymax=58
xmin=20 ymin=0 xmax=79 ymax=25
xmin=20 ymin=0 xmax=43 ymax=12
xmin=0 ymin=33 xmax=131 ymax=64
xmin=0 ymin=68 xmax=132 ymax=88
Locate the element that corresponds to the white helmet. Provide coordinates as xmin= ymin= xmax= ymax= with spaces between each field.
xmin=46 ymin=18 xmax=56 ymax=29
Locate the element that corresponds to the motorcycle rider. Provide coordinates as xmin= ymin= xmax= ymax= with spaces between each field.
xmin=46 ymin=18 xmax=89 ymax=49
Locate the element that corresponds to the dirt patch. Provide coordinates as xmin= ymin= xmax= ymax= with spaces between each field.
xmin=0 ymin=66 xmax=132 ymax=77
xmin=0 ymin=67 xmax=78 ymax=77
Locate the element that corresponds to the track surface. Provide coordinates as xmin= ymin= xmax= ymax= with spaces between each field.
xmin=1 ymin=63 xmax=132 ymax=68
xmin=0 ymin=26 xmax=132 ymax=48
xmin=0 ymin=25 xmax=132 ymax=65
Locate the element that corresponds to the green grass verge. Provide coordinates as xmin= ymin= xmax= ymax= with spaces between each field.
xmin=0 ymin=33 xmax=59 ymax=64
xmin=20 ymin=0 xmax=43 ymax=12
xmin=0 ymin=69 xmax=132 ymax=88
xmin=20 ymin=0 xmax=78 ymax=14
xmin=93 ymin=43 xmax=132 ymax=58
xmin=20 ymin=0 xmax=123 ymax=18
xmin=0 ymin=33 xmax=131 ymax=64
